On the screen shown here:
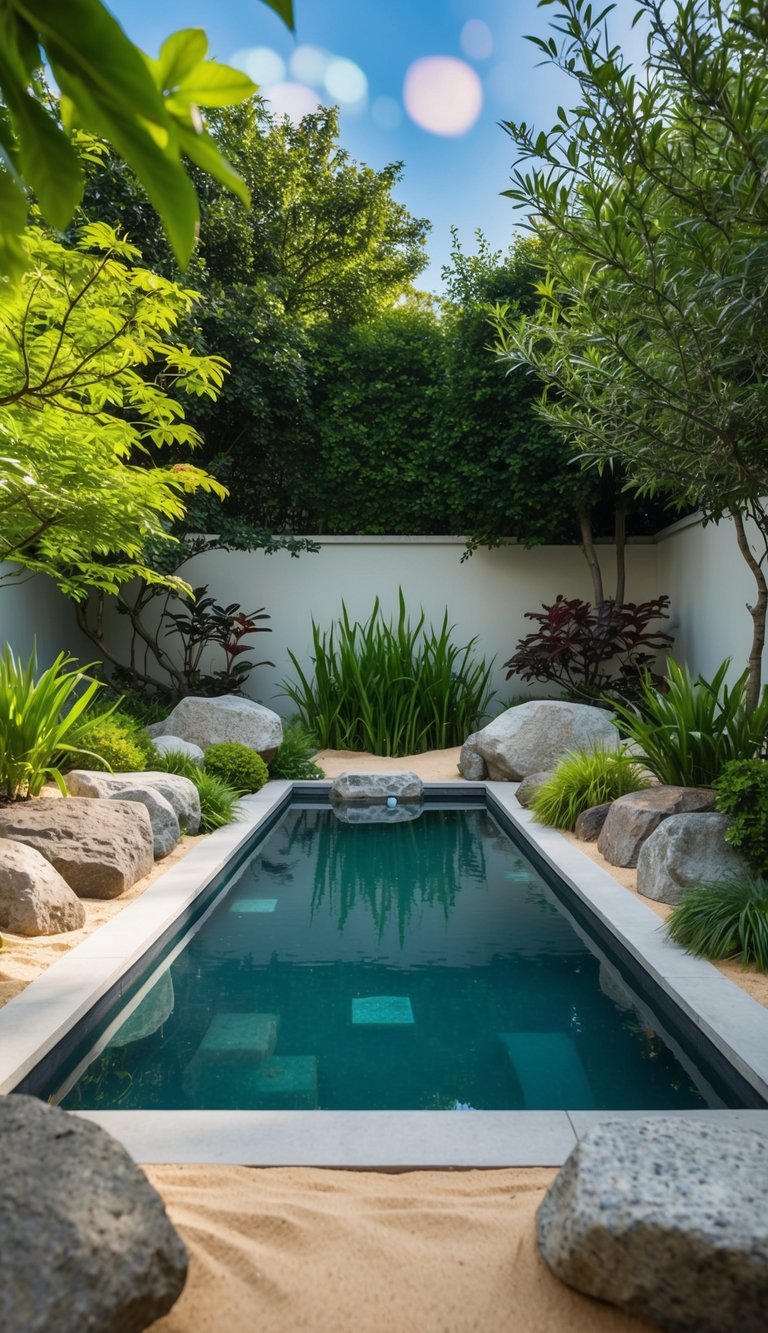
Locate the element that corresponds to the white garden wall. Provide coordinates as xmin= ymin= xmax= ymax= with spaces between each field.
xmin=0 ymin=565 xmax=90 ymax=668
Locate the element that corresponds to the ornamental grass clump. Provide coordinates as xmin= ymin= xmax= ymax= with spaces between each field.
xmin=667 ymin=875 xmax=768 ymax=972
xmin=531 ymin=746 xmax=650 ymax=831
xmin=610 ymin=659 xmax=768 ymax=788
xmin=269 ymin=721 xmax=324 ymax=780
xmin=0 ymin=647 xmax=104 ymax=800
xmin=153 ymin=749 xmax=241 ymax=832
xmin=283 ymin=590 xmax=495 ymax=755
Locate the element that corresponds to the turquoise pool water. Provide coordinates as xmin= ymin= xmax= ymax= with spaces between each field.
xmin=60 ymin=806 xmax=717 ymax=1112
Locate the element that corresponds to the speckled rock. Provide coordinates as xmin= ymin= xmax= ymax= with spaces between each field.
xmin=0 ymin=839 xmax=85 ymax=935
xmin=458 ymin=733 xmax=487 ymax=780
xmin=515 ymin=771 xmax=552 ymax=808
xmin=574 ymin=802 xmax=612 ymax=842
xmin=637 ymin=812 xmax=747 ymax=905
xmin=330 ymin=772 xmax=423 ymax=802
xmin=154 ymin=694 xmax=282 ymax=758
xmin=66 ymin=770 xmax=200 ymax=836
xmin=106 ymin=787 xmax=180 ymax=859
xmin=538 ymin=1117 xmax=768 ymax=1332
xmin=0 ymin=800 xmax=153 ymax=899
xmin=151 ymin=735 xmax=204 ymax=765
xmin=474 ymin=701 xmax=619 ymax=781
xmin=597 ymin=786 xmax=716 ymax=868
xmin=331 ymin=801 xmax=422 ymax=825
xmin=0 ymin=1095 xmax=187 ymax=1332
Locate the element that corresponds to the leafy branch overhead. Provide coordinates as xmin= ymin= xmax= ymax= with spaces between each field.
xmin=0 ymin=0 xmax=294 ymax=279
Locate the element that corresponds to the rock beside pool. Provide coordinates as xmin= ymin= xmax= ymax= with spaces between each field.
xmin=0 ymin=1095 xmax=187 ymax=1332
xmin=473 ymin=701 xmax=619 ymax=781
xmin=151 ymin=735 xmax=204 ymax=765
xmin=0 ymin=799 xmax=154 ymax=899
xmin=0 ymin=839 xmax=85 ymax=935
xmin=574 ymin=802 xmax=612 ymax=842
xmin=111 ymin=970 xmax=175 ymax=1047
xmin=330 ymin=772 xmax=423 ymax=802
xmin=331 ymin=801 xmax=422 ymax=825
xmin=537 ymin=1117 xmax=768 ymax=1333
xmin=66 ymin=770 xmax=201 ymax=838
xmin=514 ymin=771 xmax=551 ymax=808
xmin=458 ymin=732 xmax=487 ymax=780
xmin=637 ymin=812 xmax=747 ymax=905
xmin=597 ymin=786 xmax=716 ymax=868
xmin=153 ymin=694 xmax=282 ymax=760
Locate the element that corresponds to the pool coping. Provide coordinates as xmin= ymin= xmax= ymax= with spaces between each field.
xmin=1 ymin=778 xmax=767 ymax=1166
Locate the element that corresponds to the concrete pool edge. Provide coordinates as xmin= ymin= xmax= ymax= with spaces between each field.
xmin=1 ymin=778 xmax=768 ymax=1166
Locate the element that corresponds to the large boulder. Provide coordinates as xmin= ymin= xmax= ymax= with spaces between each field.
xmin=537 ymin=1116 xmax=768 ymax=1333
xmin=458 ymin=732 xmax=487 ymax=780
xmin=330 ymin=772 xmax=423 ymax=802
xmin=0 ymin=1095 xmax=187 ymax=1332
xmin=107 ymin=788 xmax=180 ymax=859
xmin=637 ymin=812 xmax=748 ymax=905
xmin=0 ymin=799 xmax=154 ymax=899
xmin=153 ymin=694 xmax=282 ymax=758
xmin=0 ymin=839 xmax=85 ymax=935
xmin=66 ymin=770 xmax=200 ymax=837
xmin=597 ymin=786 xmax=716 ymax=868
xmin=473 ymin=701 xmax=619 ymax=781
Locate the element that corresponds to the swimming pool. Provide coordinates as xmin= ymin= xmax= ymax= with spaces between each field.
xmin=3 ymin=782 xmax=767 ymax=1164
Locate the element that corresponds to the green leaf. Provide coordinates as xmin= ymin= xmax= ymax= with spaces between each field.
xmin=7 ymin=91 xmax=83 ymax=228
xmin=175 ymin=124 xmax=250 ymax=207
xmin=261 ymin=0 xmax=294 ymax=29
xmin=17 ymin=0 xmax=167 ymax=126
xmin=155 ymin=28 xmax=208 ymax=91
xmin=175 ymin=60 xmax=256 ymax=107
xmin=0 ymin=167 xmax=28 ymax=280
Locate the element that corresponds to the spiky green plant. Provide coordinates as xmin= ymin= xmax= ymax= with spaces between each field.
xmin=531 ymin=746 xmax=651 ymax=831
xmin=269 ymin=721 xmax=324 ymax=780
xmin=610 ymin=659 xmax=768 ymax=788
xmin=152 ymin=748 xmax=240 ymax=832
xmin=283 ymin=589 xmax=495 ymax=755
xmin=152 ymin=749 xmax=199 ymax=780
xmin=667 ymin=876 xmax=768 ymax=972
xmin=0 ymin=648 xmax=105 ymax=799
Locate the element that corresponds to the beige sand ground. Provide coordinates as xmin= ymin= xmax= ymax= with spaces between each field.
xmin=314 ymin=745 xmax=462 ymax=781
xmin=146 ymin=1165 xmax=650 ymax=1333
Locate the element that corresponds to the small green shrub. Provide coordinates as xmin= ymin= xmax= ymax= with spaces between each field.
xmin=70 ymin=711 xmax=158 ymax=773
xmin=283 ymin=589 xmax=495 ymax=755
xmin=667 ymin=875 xmax=768 ymax=971
xmin=531 ymin=746 xmax=651 ymax=830
xmin=269 ymin=722 xmax=324 ymax=780
xmin=0 ymin=648 xmax=104 ymax=799
xmin=611 ymin=658 xmax=768 ymax=787
xmin=714 ymin=759 xmax=768 ymax=872
xmin=204 ymin=742 xmax=269 ymax=793
xmin=194 ymin=770 xmax=241 ymax=831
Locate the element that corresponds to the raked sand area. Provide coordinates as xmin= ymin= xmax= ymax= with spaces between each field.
xmin=0 ymin=750 xmax=764 ymax=1332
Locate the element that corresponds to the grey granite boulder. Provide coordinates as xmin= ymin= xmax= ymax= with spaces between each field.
xmin=515 ymin=771 xmax=552 ymax=809
xmin=538 ymin=1116 xmax=768 ymax=1333
xmin=637 ymin=812 xmax=747 ymax=905
xmin=0 ymin=799 xmax=153 ymax=899
xmin=151 ymin=735 xmax=204 ymax=765
xmin=0 ymin=839 xmax=85 ymax=935
xmin=597 ymin=786 xmax=716 ymax=868
xmin=154 ymin=694 xmax=282 ymax=757
xmin=0 ymin=1095 xmax=187 ymax=1332
xmin=574 ymin=802 xmax=612 ymax=842
xmin=458 ymin=732 xmax=487 ymax=780
xmin=107 ymin=787 xmax=180 ymax=859
xmin=66 ymin=770 xmax=200 ymax=836
xmin=330 ymin=771 xmax=423 ymax=802
xmin=111 ymin=970 xmax=175 ymax=1047
xmin=474 ymin=701 xmax=619 ymax=781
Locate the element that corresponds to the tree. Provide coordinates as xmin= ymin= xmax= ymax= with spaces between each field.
xmin=494 ymin=0 xmax=768 ymax=704
xmin=0 ymin=222 xmax=227 ymax=597
xmin=0 ymin=1 xmax=293 ymax=279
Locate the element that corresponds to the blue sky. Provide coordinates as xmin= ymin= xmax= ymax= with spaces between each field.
xmin=107 ymin=0 xmax=647 ymax=291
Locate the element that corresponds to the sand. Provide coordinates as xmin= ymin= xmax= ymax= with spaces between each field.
xmin=314 ymin=746 xmax=463 ymax=782
xmin=146 ymin=1165 xmax=649 ymax=1333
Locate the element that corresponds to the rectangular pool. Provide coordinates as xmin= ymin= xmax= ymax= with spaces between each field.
xmin=49 ymin=801 xmax=743 ymax=1114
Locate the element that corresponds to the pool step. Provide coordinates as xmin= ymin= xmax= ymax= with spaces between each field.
xmin=498 ymin=1031 xmax=593 ymax=1109
xmin=352 ymin=996 xmax=415 ymax=1026
xmin=229 ymin=897 xmax=278 ymax=913
xmin=183 ymin=1053 xmax=319 ymax=1109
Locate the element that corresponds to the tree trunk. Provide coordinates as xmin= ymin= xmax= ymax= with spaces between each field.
xmin=614 ymin=504 xmax=627 ymax=605
xmin=578 ymin=509 xmax=605 ymax=608
xmin=732 ymin=508 xmax=767 ymax=711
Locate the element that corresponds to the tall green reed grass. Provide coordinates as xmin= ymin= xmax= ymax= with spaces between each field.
xmin=283 ymin=590 xmax=495 ymax=755
xmin=0 ymin=648 xmax=104 ymax=799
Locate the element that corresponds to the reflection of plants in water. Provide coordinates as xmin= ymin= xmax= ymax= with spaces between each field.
xmin=251 ymin=810 xmax=320 ymax=884
xmin=311 ymin=810 xmax=487 ymax=946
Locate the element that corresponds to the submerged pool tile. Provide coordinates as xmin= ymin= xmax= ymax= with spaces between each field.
xmin=229 ymin=898 xmax=278 ymax=913
xmin=197 ymin=1012 xmax=279 ymax=1063
xmin=352 ymin=996 xmax=414 ymax=1027
xmin=185 ymin=1055 xmax=319 ymax=1110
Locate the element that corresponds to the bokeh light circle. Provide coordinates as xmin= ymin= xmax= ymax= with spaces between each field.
xmin=403 ymin=56 xmax=482 ymax=136
xmin=371 ymin=95 xmax=402 ymax=130
xmin=230 ymin=46 xmax=286 ymax=86
xmin=290 ymin=45 xmax=329 ymax=86
xmin=263 ymin=82 xmax=322 ymax=123
xmin=324 ymin=57 xmax=368 ymax=104
xmin=461 ymin=19 xmax=493 ymax=61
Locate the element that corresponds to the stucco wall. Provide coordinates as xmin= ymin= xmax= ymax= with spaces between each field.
xmin=0 ymin=565 xmax=90 ymax=668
